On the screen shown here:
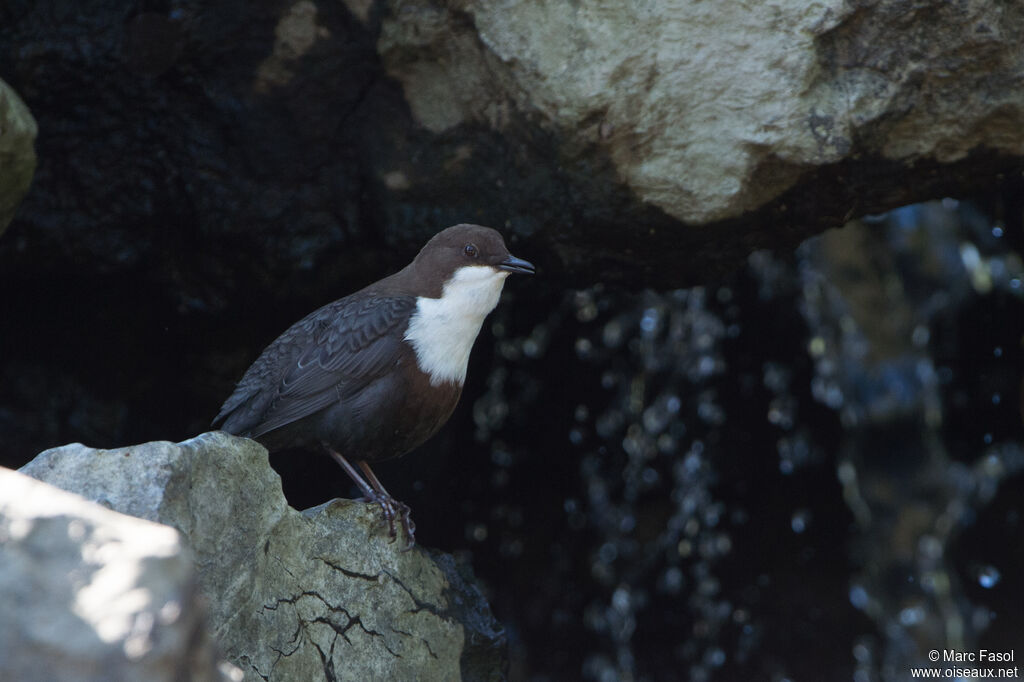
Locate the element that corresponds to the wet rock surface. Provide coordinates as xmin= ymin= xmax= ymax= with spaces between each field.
xmin=20 ymin=432 xmax=507 ymax=681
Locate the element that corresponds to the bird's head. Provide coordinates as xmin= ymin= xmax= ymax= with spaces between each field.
xmin=411 ymin=224 xmax=535 ymax=300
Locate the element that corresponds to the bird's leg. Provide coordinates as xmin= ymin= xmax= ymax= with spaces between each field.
xmin=358 ymin=461 xmax=416 ymax=548
xmin=323 ymin=444 xmax=415 ymax=547
xmin=323 ymin=445 xmax=377 ymax=498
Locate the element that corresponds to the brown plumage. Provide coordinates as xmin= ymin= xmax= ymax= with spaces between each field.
xmin=213 ymin=224 xmax=534 ymax=545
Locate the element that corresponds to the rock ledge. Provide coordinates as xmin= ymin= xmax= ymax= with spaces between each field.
xmin=20 ymin=432 xmax=506 ymax=681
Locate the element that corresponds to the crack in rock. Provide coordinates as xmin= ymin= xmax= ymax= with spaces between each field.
xmin=382 ymin=569 xmax=455 ymax=623
xmin=314 ymin=555 xmax=384 ymax=582
xmin=261 ymin=587 xmax=407 ymax=663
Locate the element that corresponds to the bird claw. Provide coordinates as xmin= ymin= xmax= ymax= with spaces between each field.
xmin=367 ymin=491 xmax=416 ymax=549
xmin=323 ymin=446 xmax=416 ymax=549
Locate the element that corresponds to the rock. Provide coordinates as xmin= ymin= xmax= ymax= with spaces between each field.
xmin=3 ymin=1 xmax=1023 ymax=295
xmin=20 ymin=431 xmax=507 ymax=681
xmin=0 ymin=466 xmax=238 ymax=682
xmin=380 ymin=0 xmax=1024 ymax=225
xmin=0 ymin=78 xmax=37 ymax=235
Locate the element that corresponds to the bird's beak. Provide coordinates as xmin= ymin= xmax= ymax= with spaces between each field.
xmin=499 ymin=254 xmax=535 ymax=275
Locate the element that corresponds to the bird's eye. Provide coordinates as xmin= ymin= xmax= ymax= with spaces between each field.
xmin=464 ymin=243 xmax=479 ymax=258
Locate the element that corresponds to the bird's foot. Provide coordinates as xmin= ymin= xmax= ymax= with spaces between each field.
xmin=324 ymin=445 xmax=416 ymax=549
xmin=364 ymin=491 xmax=417 ymax=549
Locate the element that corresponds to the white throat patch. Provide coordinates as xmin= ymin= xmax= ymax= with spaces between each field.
xmin=404 ymin=265 xmax=510 ymax=386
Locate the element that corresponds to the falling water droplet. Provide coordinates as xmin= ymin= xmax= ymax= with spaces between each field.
xmin=977 ymin=565 xmax=1001 ymax=589
xmin=849 ymin=584 xmax=870 ymax=610
xmin=791 ymin=509 xmax=811 ymax=534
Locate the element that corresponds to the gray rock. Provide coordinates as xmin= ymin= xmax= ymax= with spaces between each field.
xmin=0 ymin=466 xmax=238 ymax=682
xmin=20 ymin=431 xmax=507 ymax=681
xmin=380 ymin=0 xmax=1024 ymax=225
xmin=0 ymin=78 xmax=36 ymax=235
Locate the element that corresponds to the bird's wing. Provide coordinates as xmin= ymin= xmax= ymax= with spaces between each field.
xmin=213 ymin=295 xmax=417 ymax=438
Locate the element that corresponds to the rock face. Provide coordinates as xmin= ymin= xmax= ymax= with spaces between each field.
xmin=380 ymin=0 xmax=1024 ymax=225
xmin=2 ymin=0 xmax=1022 ymax=291
xmin=0 ymin=467 xmax=236 ymax=682
xmin=19 ymin=431 xmax=506 ymax=681
xmin=0 ymin=78 xmax=36 ymax=235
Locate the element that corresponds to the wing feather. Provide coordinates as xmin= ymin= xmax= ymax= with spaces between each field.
xmin=213 ymin=295 xmax=416 ymax=438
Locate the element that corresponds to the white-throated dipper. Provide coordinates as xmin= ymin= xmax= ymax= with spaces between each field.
xmin=213 ymin=224 xmax=534 ymax=545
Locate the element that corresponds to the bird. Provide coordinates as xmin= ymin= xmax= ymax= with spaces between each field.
xmin=213 ymin=224 xmax=534 ymax=546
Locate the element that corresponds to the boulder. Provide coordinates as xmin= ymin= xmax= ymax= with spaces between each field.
xmin=380 ymin=0 xmax=1024 ymax=225
xmin=0 ymin=466 xmax=238 ymax=682
xmin=20 ymin=431 xmax=506 ymax=681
